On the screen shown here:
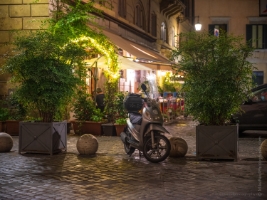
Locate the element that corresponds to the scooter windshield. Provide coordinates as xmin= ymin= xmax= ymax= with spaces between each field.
xmin=146 ymin=72 xmax=160 ymax=99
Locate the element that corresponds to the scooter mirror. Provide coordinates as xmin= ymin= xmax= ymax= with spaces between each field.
xmin=141 ymin=84 xmax=147 ymax=92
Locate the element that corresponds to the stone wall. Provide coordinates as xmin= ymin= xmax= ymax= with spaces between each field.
xmin=0 ymin=0 xmax=49 ymax=96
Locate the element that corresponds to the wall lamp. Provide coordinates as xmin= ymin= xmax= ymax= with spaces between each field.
xmin=177 ymin=15 xmax=202 ymax=31
xmin=195 ymin=16 xmax=202 ymax=31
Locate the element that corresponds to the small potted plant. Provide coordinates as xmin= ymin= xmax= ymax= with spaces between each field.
xmin=113 ymin=92 xmax=128 ymax=136
xmin=114 ymin=117 xmax=127 ymax=136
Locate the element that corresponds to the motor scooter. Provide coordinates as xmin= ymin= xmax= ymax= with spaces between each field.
xmin=120 ymin=83 xmax=171 ymax=163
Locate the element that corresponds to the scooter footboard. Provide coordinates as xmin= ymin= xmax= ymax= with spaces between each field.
xmin=144 ymin=124 xmax=170 ymax=137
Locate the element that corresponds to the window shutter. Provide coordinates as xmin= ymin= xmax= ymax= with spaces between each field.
xmin=246 ymin=25 xmax=252 ymax=47
xmin=151 ymin=14 xmax=157 ymax=37
xmin=208 ymin=25 xmax=215 ymax=35
xmin=263 ymin=24 xmax=267 ymax=49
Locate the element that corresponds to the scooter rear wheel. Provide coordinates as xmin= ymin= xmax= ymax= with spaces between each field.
xmin=143 ymin=134 xmax=171 ymax=163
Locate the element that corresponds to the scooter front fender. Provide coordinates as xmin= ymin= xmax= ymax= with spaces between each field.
xmin=144 ymin=124 xmax=170 ymax=137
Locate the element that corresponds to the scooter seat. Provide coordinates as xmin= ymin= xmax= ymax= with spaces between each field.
xmin=129 ymin=112 xmax=142 ymax=125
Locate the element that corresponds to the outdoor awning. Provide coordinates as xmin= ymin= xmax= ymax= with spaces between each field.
xmin=140 ymin=63 xmax=174 ymax=71
xmin=85 ymin=55 xmax=152 ymax=70
xmin=102 ymin=30 xmax=171 ymax=64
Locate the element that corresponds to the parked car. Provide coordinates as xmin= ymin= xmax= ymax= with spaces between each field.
xmin=232 ymin=83 xmax=267 ymax=134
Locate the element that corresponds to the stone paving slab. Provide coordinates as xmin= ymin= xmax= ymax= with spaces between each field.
xmin=0 ymin=118 xmax=267 ymax=200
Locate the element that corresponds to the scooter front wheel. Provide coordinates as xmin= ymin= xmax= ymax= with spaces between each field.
xmin=143 ymin=134 xmax=171 ymax=163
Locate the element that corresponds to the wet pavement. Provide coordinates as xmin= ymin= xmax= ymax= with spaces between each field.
xmin=0 ymin=117 xmax=267 ymax=200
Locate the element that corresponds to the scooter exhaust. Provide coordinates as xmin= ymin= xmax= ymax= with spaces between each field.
xmin=120 ymin=132 xmax=127 ymax=143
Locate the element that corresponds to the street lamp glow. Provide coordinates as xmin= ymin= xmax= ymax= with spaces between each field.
xmin=195 ymin=23 xmax=202 ymax=31
xmin=195 ymin=16 xmax=202 ymax=31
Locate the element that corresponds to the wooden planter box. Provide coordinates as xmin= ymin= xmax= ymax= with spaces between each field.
xmin=5 ymin=120 xmax=20 ymax=136
xmin=72 ymin=121 xmax=104 ymax=136
xmin=196 ymin=124 xmax=238 ymax=161
xmin=114 ymin=124 xmax=126 ymax=136
xmin=19 ymin=121 xmax=67 ymax=155
xmin=0 ymin=121 xmax=4 ymax=132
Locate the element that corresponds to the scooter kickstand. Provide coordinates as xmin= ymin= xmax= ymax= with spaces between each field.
xmin=139 ymin=150 xmax=142 ymax=158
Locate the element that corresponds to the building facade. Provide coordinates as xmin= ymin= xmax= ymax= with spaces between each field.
xmin=195 ymin=0 xmax=267 ymax=85
xmin=0 ymin=0 xmax=194 ymax=97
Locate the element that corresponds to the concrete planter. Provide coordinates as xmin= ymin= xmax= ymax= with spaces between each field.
xmin=196 ymin=124 xmax=238 ymax=161
xmin=19 ymin=121 xmax=67 ymax=155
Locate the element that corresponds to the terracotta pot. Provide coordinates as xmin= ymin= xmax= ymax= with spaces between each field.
xmin=114 ymin=124 xmax=126 ymax=136
xmin=0 ymin=121 xmax=4 ymax=132
xmin=72 ymin=121 xmax=104 ymax=136
xmin=5 ymin=120 xmax=20 ymax=136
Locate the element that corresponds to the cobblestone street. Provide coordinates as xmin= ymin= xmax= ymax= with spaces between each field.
xmin=0 ymin=118 xmax=266 ymax=200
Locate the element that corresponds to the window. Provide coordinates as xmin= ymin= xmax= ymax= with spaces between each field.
xmin=171 ymin=27 xmax=175 ymax=47
xmin=246 ymin=25 xmax=267 ymax=49
xmin=134 ymin=2 xmax=145 ymax=30
xmin=151 ymin=12 xmax=157 ymax=37
xmin=253 ymin=71 xmax=264 ymax=86
xmin=209 ymin=24 xmax=227 ymax=36
xmin=161 ymin=22 xmax=167 ymax=42
xmin=118 ymin=0 xmax=126 ymax=18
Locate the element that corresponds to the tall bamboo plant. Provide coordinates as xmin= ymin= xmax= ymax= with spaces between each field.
xmin=171 ymin=30 xmax=255 ymax=125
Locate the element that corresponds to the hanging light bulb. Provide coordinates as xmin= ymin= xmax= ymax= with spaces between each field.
xmin=195 ymin=16 xmax=202 ymax=31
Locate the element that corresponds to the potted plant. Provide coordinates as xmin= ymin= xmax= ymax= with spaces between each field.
xmin=114 ymin=117 xmax=127 ymax=136
xmin=72 ymin=90 xmax=106 ymax=136
xmin=113 ymin=91 xmax=128 ymax=136
xmin=171 ymin=30 xmax=255 ymax=161
xmin=2 ymin=27 xmax=87 ymax=154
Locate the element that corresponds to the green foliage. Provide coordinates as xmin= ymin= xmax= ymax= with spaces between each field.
xmin=114 ymin=91 xmax=128 ymax=119
xmin=72 ymin=90 xmax=104 ymax=122
xmin=2 ymin=30 xmax=84 ymax=122
xmin=0 ymin=107 xmax=9 ymax=121
xmin=104 ymin=79 xmax=119 ymax=123
xmin=171 ymin=31 xmax=255 ymax=125
xmin=91 ymin=108 xmax=104 ymax=122
xmin=6 ymin=93 xmax=27 ymax=120
xmin=115 ymin=117 xmax=127 ymax=125
xmin=162 ymin=72 xmax=181 ymax=92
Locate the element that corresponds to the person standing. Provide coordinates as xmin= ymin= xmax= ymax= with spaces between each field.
xmin=96 ymin=88 xmax=105 ymax=112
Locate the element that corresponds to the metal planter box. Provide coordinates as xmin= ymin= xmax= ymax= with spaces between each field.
xmin=196 ymin=124 xmax=238 ymax=161
xmin=19 ymin=121 xmax=67 ymax=155
xmin=102 ymin=123 xmax=116 ymax=136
